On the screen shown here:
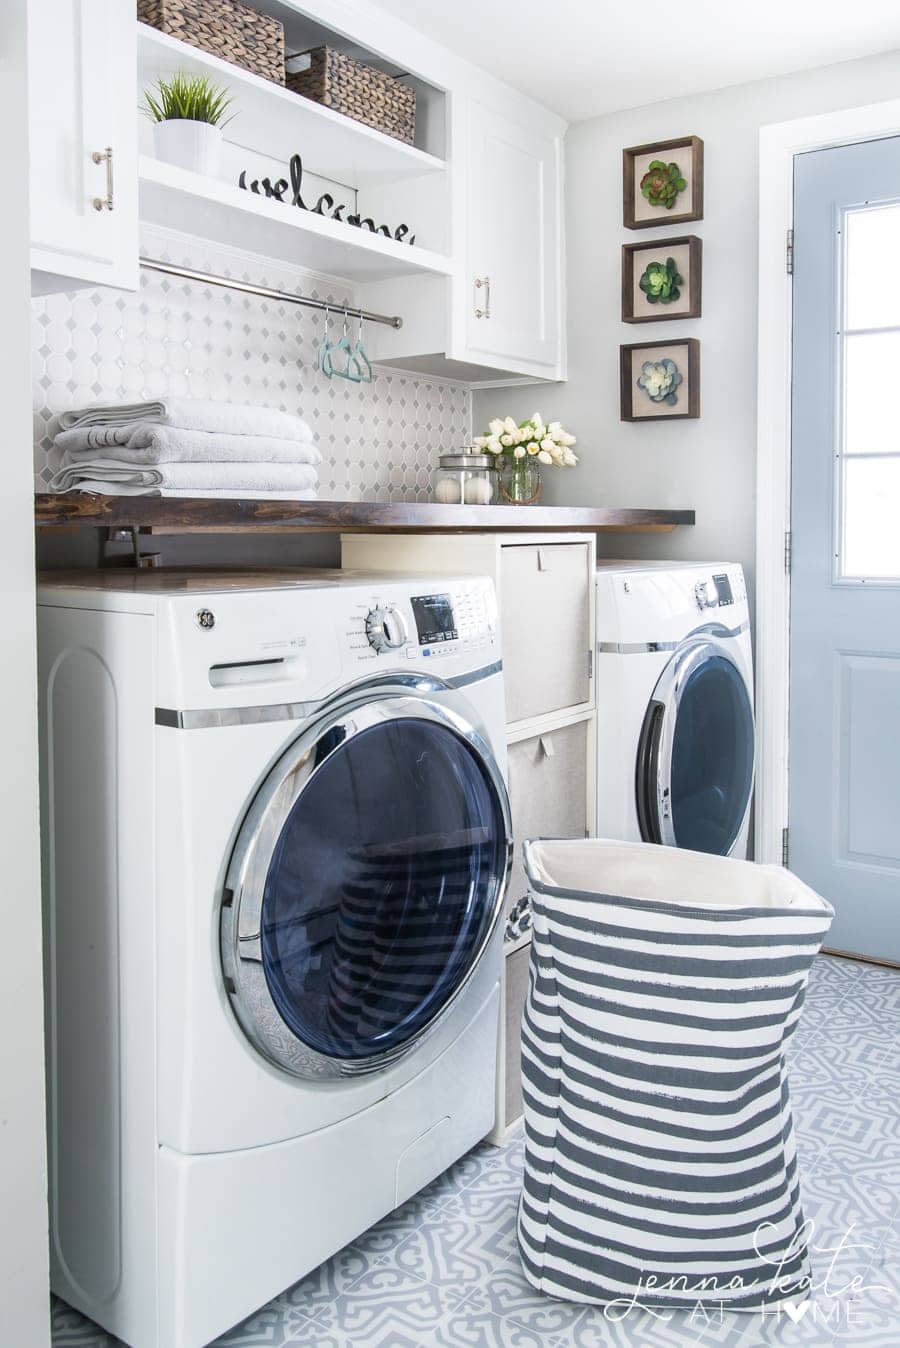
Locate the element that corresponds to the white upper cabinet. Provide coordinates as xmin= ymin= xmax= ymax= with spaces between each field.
xmin=29 ymin=0 xmax=138 ymax=292
xmin=462 ymin=101 xmax=562 ymax=375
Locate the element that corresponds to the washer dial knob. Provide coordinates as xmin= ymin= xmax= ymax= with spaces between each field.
xmin=365 ymin=604 xmax=408 ymax=652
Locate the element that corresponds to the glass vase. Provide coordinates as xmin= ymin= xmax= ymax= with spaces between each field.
xmin=500 ymin=457 xmax=543 ymax=505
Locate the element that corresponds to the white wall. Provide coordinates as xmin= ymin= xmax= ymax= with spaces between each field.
xmin=0 ymin=1 xmax=50 ymax=1343
xmin=474 ymin=47 xmax=900 ymax=598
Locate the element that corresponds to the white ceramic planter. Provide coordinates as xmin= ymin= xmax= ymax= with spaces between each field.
xmin=153 ymin=119 xmax=223 ymax=176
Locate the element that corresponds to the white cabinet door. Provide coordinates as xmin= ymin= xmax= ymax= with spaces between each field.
xmin=29 ymin=0 xmax=138 ymax=291
xmin=462 ymin=100 xmax=562 ymax=374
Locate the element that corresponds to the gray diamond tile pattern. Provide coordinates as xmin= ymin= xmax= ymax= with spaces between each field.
xmin=51 ymin=954 xmax=900 ymax=1346
xmin=31 ymin=228 xmax=471 ymax=499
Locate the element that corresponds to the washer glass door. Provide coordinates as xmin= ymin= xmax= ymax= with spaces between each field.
xmin=222 ymin=693 xmax=510 ymax=1077
xmin=636 ymin=640 xmax=754 ymax=855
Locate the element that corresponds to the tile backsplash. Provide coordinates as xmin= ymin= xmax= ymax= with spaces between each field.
xmin=32 ymin=227 xmax=471 ymax=500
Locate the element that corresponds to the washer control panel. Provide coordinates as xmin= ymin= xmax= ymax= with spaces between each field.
xmin=346 ymin=582 xmax=496 ymax=663
xmin=694 ymin=570 xmax=744 ymax=612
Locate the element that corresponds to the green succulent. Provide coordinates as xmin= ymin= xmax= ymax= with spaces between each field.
xmin=637 ymin=358 xmax=682 ymax=405
xmin=639 ymin=256 xmax=683 ymax=304
xmin=640 ymin=159 xmax=687 ymax=210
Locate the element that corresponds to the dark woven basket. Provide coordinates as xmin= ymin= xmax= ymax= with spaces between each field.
xmin=138 ymin=0 xmax=285 ymax=86
xmin=286 ymin=47 xmax=416 ymax=146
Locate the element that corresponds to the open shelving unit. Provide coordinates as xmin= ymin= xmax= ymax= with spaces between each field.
xmin=139 ymin=156 xmax=453 ymax=283
xmin=137 ymin=23 xmax=447 ymax=188
xmin=136 ymin=18 xmax=452 ymax=284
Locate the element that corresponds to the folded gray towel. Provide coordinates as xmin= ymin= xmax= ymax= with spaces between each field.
xmin=60 ymin=485 xmax=320 ymax=500
xmin=49 ymin=458 xmax=320 ymax=496
xmin=57 ymin=397 xmax=313 ymax=442
xmin=54 ymin=424 xmax=322 ymax=466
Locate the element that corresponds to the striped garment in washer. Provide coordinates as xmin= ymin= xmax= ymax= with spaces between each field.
xmin=519 ymin=839 xmax=833 ymax=1312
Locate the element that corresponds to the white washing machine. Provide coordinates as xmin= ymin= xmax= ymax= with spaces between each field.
xmin=38 ymin=569 xmax=511 ymax=1348
xmin=595 ymin=561 xmax=754 ymax=858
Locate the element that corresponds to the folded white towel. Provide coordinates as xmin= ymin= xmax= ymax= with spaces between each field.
xmin=54 ymin=424 xmax=322 ymax=466
xmin=60 ymin=484 xmax=320 ymax=500
xmin=49 ymin=458 xmax=320 ymax=496
xmin=57 ymin=397 xmax=313 ymax=442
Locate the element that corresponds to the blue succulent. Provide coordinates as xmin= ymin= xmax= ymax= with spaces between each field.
xmin=636 ymin=357 xmax=682 ymax=405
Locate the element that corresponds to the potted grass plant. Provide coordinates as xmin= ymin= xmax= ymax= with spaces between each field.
xmin=143 ymin=71 xmax=235 ymax=176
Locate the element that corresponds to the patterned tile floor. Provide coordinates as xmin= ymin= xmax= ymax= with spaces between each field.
xmin=52 ymin=953 xmax=900 ymax=1347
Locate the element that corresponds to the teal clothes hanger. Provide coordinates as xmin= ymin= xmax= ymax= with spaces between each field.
xmin=350 ymin=312 xmax=373 ymax=384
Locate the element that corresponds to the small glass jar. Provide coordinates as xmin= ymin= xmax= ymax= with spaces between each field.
xmin=433 ymin=448 xmax=498 ymax=505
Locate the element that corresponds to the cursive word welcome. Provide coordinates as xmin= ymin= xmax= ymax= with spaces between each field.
xmin=238 ymin=154 xmax=416 ymax=245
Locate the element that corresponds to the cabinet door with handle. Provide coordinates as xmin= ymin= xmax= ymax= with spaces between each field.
xmin=29 ymin=0 xmax=138 ymax=291
xmin=463 ymin=99 xmax=561 ymax=374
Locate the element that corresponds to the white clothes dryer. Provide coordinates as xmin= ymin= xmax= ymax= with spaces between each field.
xmin=38 ymin=569 xmax=511 ymax=1348
xmin=594 ymin=561 xmax=754 ymax=858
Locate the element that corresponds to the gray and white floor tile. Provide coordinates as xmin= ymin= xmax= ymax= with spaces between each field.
xmin=51 ymin=954 xmax=900 ymax=1347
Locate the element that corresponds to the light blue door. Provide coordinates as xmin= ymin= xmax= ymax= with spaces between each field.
xmin=790 ymin=138 xmax=900 ymax=962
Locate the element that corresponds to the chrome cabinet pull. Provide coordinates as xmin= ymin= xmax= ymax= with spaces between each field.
xmin=92 ymin=146 xmax=114 ymax=212
xmin=474 ymin=275 xmax=491 ymax=319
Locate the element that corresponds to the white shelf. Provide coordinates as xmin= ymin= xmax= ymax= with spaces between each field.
xmin=137 ymin=23 xmax=446 ymax=190
xmin=138 ymin=156 xmax=453 ymax=284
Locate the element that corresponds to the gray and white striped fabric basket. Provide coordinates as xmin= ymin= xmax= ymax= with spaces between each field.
xmin=519 ymin=839 xmax=833 ymax=1312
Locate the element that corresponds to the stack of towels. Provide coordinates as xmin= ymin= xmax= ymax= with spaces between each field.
xmin=48 ymin=398 xmax=321 ymax=499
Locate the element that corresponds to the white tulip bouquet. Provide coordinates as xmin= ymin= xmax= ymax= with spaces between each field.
xmin=473 ymin=413 xmax=578 ymax=468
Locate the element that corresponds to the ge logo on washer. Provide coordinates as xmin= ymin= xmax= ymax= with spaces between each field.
xmin=196 ymin=609 xmax=216 ymax=631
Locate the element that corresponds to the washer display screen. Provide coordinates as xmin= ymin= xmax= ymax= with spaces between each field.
xmin=411 ymin=594 xmax=458 ymax=644
xmin=713 ymin=573 xmax=734 ymax=606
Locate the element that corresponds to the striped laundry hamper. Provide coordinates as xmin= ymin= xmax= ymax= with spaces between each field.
xmin=518 ymin=839 xmax=833 ymax=1312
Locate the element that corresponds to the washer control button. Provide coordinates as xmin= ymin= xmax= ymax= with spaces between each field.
xmin=365 ymin=604 xmax=408 ymax=653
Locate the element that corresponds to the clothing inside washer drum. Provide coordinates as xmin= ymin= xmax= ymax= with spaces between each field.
xmin=259 ymin=716 xmax=508 ymax=1060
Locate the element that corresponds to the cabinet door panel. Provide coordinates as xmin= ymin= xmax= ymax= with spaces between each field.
xmin=501 ymin=543 xmax=591 ymax=723
xmin=506 ymin=719 xmax=590 ymax=921
xmin=465 ymin=102 xmax=560 ymax=369
xmin=30 ymin=0 xmax=138 ymax=289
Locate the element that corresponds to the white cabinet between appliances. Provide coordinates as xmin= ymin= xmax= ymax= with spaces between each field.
xmin=29 ymin=0 xmax=138 ymax=292
xmin=464 ymin=101 xmax=562 ymax=374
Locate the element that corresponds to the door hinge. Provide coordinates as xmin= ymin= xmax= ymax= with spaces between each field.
xmin=781 ymin=827 xmax=790 ymax=867
xmin=784 ymin=530 xmax=792 ymax=574
xmin=786 ymin=228 xmax=794 ymax=276
xmin=587 ymin=648 xmax=593 ymax=680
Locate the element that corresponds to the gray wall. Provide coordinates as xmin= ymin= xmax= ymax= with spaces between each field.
xmin=0 ymin=1 xmax=51 ymax=1342
xmin=474 ymin=47 xmax=900 ymax=599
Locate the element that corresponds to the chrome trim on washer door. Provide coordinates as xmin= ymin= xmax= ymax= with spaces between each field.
xmin=598 ymin=620 xmax=750 ymax=656
xmin=635 ymin=637 xmax=754 ymax=852
xmin=156 ymin=661 xmax=504 ymax=729
xmin=219 ymin=686 xmax=512 ymax=1081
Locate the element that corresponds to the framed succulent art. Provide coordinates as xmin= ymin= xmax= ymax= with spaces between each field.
xmin=620 ymin=338 xmax=700 ymax=421
xmin=623 ymin=136 xmax=704 ymax=229
xmin=622 ymin=235 xmax=702 ymax=323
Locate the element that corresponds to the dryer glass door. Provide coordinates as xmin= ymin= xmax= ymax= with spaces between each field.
xmin=636 ymin=641 xmax=754 ymax=855
xmin=222 ymin=694 xmax=511 ymax=1078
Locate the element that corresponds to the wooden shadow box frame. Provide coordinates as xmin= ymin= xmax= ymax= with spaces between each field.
xmin=622 ymin=234 xmax=702 ymax=323
xmin=620 ymin=337 xmax=701 ymax=422
xmin=623 ymin=135 xmax=704 ymax=229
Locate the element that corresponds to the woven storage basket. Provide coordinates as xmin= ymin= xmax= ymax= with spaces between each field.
xmin=286 ymin=47 xmax=415 ymax=145
xmin=138 ymin=0 xmax=285 ymax=86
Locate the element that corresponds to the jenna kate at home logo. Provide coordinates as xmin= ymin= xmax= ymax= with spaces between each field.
xmin=601 ymin=1220 xmax=896 ymax=1329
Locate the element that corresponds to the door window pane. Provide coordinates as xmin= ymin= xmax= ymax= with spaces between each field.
xmin=842 ymin=456 xmax=900 ymax=578
xmin=845 ymin=332 xmax=900 ymax=454
xmin=845 ymin=203 xmax=900 ymax=331
xmin=260 ymin=717 xmax=506 ymax=1061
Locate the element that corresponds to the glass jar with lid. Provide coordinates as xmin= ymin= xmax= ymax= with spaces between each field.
xmin=433 ymin=447 xmax=498 ymax=506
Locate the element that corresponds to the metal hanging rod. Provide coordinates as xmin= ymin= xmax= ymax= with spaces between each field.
xmin=139 ymin=257 xmax=403 ymax=330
